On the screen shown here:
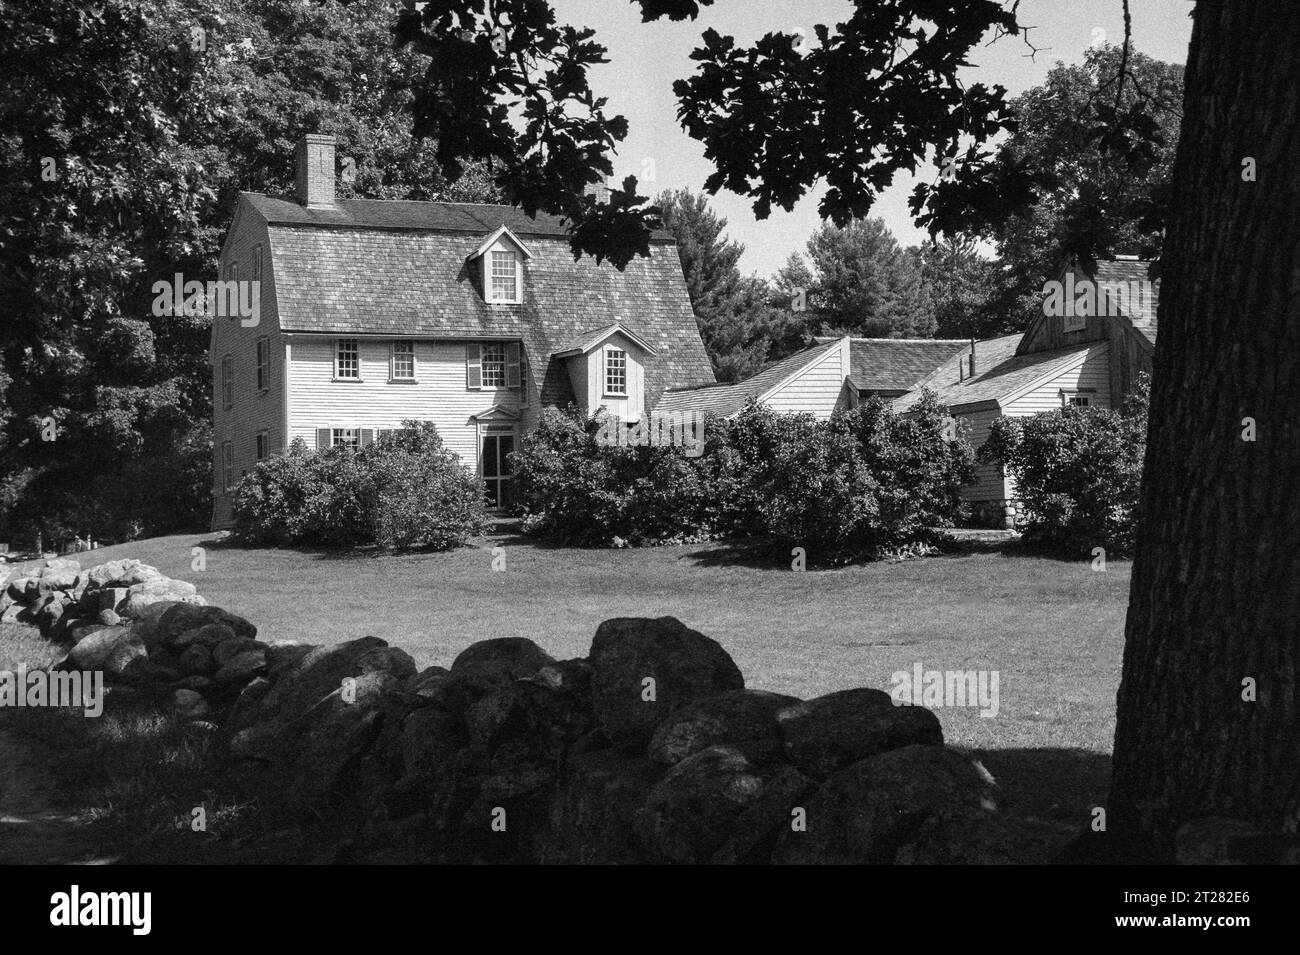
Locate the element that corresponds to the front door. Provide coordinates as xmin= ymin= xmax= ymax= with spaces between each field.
xmin=481 ymin=429 xmax=516 ymax=508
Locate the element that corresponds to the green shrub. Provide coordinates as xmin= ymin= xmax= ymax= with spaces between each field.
xmin=511 ymin=406 xmax=715 ymax=546
xmin=231 ymin=422 xmax=486 ymax=549
xmin=979 ymin=376 xmax=1148 ymax=554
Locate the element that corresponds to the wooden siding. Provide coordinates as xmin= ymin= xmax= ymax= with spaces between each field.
xmin=1003 ymin=346 xmax=1112 ymax=416
xmin=583 ymin=332 xmax=647 ymax=421
xmin=285 ymin=336 xmax=532 ymax=470
xmin=763 ymin=344 xmax=849 ymax=419
xmin=956 ymin=408 xmax=1009 ymax=502
xmin=211 ymin=205 xmax=282 ymax=529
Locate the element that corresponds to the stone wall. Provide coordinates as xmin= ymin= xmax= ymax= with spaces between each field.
xmin=4 ymin=558 xmax=1012 ymax=864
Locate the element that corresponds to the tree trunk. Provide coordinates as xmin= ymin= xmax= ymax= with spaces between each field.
xmin=1108 ymin=0 xmax=1300 ymax=856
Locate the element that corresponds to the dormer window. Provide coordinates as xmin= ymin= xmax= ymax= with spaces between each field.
xmin=490 ymin=251 xmax=518 ymax=303
xmin=472 ymin=226 xmax=531 ymax=305
xmin=605 ymin=348 xmax=627 ymax=396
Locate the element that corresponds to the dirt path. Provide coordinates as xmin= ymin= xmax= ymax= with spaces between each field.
xmin=0 ymin=726 xmax=113 ymax=864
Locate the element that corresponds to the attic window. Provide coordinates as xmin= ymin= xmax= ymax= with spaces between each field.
xmin=490 ymin=250 xmax=518 ymax=303
xmin=1063 ymin=391 xmax=1092 ymax=408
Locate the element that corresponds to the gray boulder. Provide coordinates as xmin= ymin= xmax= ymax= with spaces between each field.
xmin=773 ymin=745 xmax=999 ymax=864
xmin=777 ymin=688 xmax=943 ymax=777
xmin=589 ymin=617 xmax=744 ymax=751
xmin=634 ymin=744 xmax=811 ymax=864
xmin=158 ymin=604 xmax=256 ymax=649
xmin=65 ymin=626 xmax=146 ymax=676
xmin=170 ymin=689 xmax=211 ymax=720
xmin=648 ymin=689 xmax=800 ymax=765
xmin=214 ymin=649 xmax=267 ymax=685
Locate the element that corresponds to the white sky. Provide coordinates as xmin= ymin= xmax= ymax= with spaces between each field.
xmin=552 ymin=0 xmax=1194 ymax=278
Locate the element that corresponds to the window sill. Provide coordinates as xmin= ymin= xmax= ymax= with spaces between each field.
xmin=331 ymin=377 xmax=364 ymax=383
xmin=388 ymin=378 xmax=419 ymax=385
xmin=603 ymin=393 xmax=629 ymax=399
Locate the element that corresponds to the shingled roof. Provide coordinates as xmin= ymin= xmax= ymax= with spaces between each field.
xmin=248 ymin=193 xmax=714 ymax=407
xmin=892 ymin=333 xmax=1101 ymax=413
xmin=655 ymin=339 xmax=842 ymax=419
xmin=838 ymin=338 xmax=970 ymax=394
xmin=1092 ymin=257 xmax=1159 ymax=345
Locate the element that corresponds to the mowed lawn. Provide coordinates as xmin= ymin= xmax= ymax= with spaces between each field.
xmin=5 ymin=529 xmax=1128 ymax=757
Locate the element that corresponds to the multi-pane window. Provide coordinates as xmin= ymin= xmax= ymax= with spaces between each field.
xmin=256 ymin=431 xmax=269 ymax=460
xmin=332 ymin=428 xmax=360 ymax=450
xmin=1065 ymin=393 xmax=1091 ymax=407
xmin=392 ymin=341 xmax=415 ymax=380
xmin=605 ymin=348 xmax=627 ymax=396
xmin=481 ymin=343 xmax=506 ymax=387
xmin=490 ymin=251 xmax=517 ymax=302
xmin=256 ymin=337 xmax=270 ymax=391
xmin=335 ymin=338 xmax=359 ymax=379
xmin=221 ymin=355 xmax=234 ymax=409
xmin=222 ymin=441 xmax=234 ymax=492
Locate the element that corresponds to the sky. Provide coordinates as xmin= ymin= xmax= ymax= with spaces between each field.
xmin=550 ymin=0 xmax=1195 ymax=279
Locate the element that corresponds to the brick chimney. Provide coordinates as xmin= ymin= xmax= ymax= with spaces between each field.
xmin=295 ymin=133 xmax=336 ymax=207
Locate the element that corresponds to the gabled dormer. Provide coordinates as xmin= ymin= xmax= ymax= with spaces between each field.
xmin=552 ymin=322 xmax=657 ymax=422
xmin=469 ymin=225 xmax=532 ymax=305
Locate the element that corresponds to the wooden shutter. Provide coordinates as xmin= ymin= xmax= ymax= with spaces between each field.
xmin=360 ymin=428 xmax=374 ymax=447
xmin=466 ymin=343 xmax=482 ymax=389
xmin=506 ymin=342 xmax=521 ymax=388
xmin=316 ymin=428 xmax=331 ymax=450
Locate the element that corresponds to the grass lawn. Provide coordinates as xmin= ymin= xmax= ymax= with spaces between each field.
xmin=2 ymin=530 xmax=1130 ymax=861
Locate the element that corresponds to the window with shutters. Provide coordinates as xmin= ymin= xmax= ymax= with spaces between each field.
xmin=481 ymin=343 xmax=506 ymax=387
xmin=335 ymin=338 xmax=359 ymax=379
xmin=604 ymin=348 xmax=627 ymax=396
xmin=489 ymin=251 xmax=518 ymax=303
xmin=256 ymin=337 xmax=270 ymax=391
xmin=256 ymin=431 xmax=269 ymax=460
xmin=221 ymin=355 xmax=234 ymax=409
xmin=331 ymin=428 xmax=360 ymax=450
xmin=391 ymin=341 xmax=415 ymax=380
xmin=222 ymin=441 xmax=234 ymax=492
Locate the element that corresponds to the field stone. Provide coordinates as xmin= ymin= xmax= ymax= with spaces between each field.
xmin=65 ymin=625 xmax=146 ymax=676
xmin=390 ymin=706 xmax=469 ymax=819
xmin=401 ymin=665 xmax=451 ymax=697
xmin=648 ymin=689 xmax=800 ymax=765
xmin=0 ymin=603 xmax=25 ymax=624
xmin=179 ymin=643 xmax=215 ymax=677
xmin=86 ymin=558 xmax=162 ymax=589
xmin=214 ymin=649 xmax=267 ymax=685
xmin=97 ymin=609 xmax=122 ymax=626
xmin=533 ymin=750 xmax=666 ymax=865
xmin=172 ymin=675 xmax=213 ymax=693
xmin=174 ymin=624 xmax=236 ymax=652
xmin=226 ymin=676 xmax=273 ymax=730
xmin=229 ymin=637 xmax=413 ymax=732
xmin=171 ymin=689 xmax=211 ymax=720
xmin=777 ymin=688 xmax=943 ymax=777
xmin=773 ymin=745 xmax=999 ymax=865
xmin=158 ymin=604 xmax=256 ymax=649
xmin=589 ymin=616 xmax=745 ymax=751
xmin=98 ymin=588 xmax=129 ymax=612
xmin=213 ymin=636 xmax=261 ymax=668
xmin=124 ymin=600 xmax=181 ymax=651
xmin=128 ymin=577 xmax=197 ymax=598
xmin=450 ymin=637 xmax=554 ymax=688
xmin=633 ymin=744 xmax=811 ymax=864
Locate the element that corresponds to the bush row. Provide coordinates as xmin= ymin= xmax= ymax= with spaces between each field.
xmin=512 ymin=394 xmax=975 ymax=563
xmin=230 ymin=421 xmax=487 ymax=549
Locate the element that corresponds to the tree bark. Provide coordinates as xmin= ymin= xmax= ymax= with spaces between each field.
xmin=1108 ymin=0 xmax=1300 ymax=855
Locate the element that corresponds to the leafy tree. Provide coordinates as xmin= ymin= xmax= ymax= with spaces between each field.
xmin=971 ymin=45 xmax=1183 ymax=334
xmin=656 ymin=188 xmax=778 ymax=381
xmin=791 ymin=218 xmax=936 ymax=340
xmin=0 ymin=0 xmax=499 ymax=544
xmin=916 ymin=237 xmax=998 ymax=340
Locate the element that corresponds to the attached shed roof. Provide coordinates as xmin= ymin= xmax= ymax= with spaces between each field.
xmin=833 ymin=337 xmax=971 ymax=392
xmin=552 ymin=322 xmax=657 ymax=358
xmin=891 ymin=334 xmax=1100 ymax=413
xmin=655 ymin=338 xmax=842 ymax=419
